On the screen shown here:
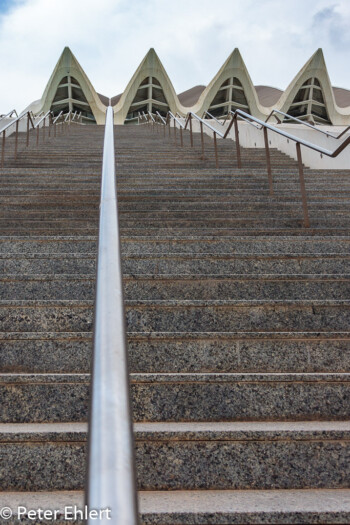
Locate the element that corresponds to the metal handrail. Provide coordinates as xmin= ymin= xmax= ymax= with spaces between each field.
xmin=226 ymin=109 xmax=350 ymax=157
xmin=162 ymin=108 xmax=350 ymax=228
xmin=0 ymin=111 xmax=34 ymax=134
xmin=168 ymin=111 xmax=186 ymax=129
xmin=0 ymin=108 xmax=70 ymax=168
xmin=147 ymin=111 xmax=155 ymax=122
xmin=86 ymin=106 xmax=139 ymax=525
xmin=266 ymin=109 xmax=350 ymax=139
xmin=53 ymin=111 xmax=64 ymax=124
xmin=202 ymin=110 xmax=227 ymax=126
xmin=155 ymin=111 xmax=166 ymax=124
xmin=0 ymin=109 xmax=18 ymax=122
xmin=35 ymin=110 xmax=52 ymax=128
xmin=64 ymin=111 xmax=72 ymax=122
xmin=184 ymin=111 xmax=225 ymax=136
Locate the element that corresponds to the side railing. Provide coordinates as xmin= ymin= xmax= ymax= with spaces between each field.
xmin=0 ymin=109 xmax=18 ymax=122
xmin=0 ymin=109 xmax=70 ymax=168
xmin=86 ymin=106 xmax=139 ymax=525
xmin=265 ymin=109 xmax=350 ymax=139
xmin=203 ymin=108 xmax=350 ymax=140
xmin=158 ymin=109 xmax=350 ymax=228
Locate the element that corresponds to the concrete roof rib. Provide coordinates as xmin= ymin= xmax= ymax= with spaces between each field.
xmin=22 ymin=47 xmax=350 ymax=125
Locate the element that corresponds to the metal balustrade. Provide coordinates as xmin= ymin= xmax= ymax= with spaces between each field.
xmin=148 ymin=108 xmax=350 ymax=229
xmin=86 ymin=106 xmax=139 ymax=525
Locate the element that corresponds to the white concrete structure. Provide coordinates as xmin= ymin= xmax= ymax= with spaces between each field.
xmin=22 ymin=46 xmax=350 ymax=127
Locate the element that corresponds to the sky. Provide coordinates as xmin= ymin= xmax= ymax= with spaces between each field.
xmin=0 ymin=0 xmax=349 ymax=112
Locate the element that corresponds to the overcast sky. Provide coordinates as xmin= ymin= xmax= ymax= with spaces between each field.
xmin=0 ymin=0 xmax=349 ymax=112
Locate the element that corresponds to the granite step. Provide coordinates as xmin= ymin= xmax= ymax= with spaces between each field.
xmin=0 ymin=421 xmax=349 ymax=491
xmin=1 ymin=332 xmax=349 ymax=374
xmin=1 ymin=299 xmax=349 ymax=332
xmin=1 ymin=274 xmax=350 ymax=301
xmin=1 ymin=236 xmax=350 ymax=255
xmin=2 ymin=252 xmax=350 ymax=275
xmin=0 ymin=373 xmax=349 ymax=423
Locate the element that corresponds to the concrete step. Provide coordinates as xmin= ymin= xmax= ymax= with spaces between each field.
xmin=0 ymin=421 xmax=349 ymax=491
xmin=1 ymin=235 xmax=350 ymax=255
xmin=2 ymin=252 xmax=350 ymax=275
xmin=1 ymin=274 xmax=350 ymax=301
xmin=0 ymin=373 xmax=349 ymax=423
xmin=1 ymin=299 xmax=349 ymax=332
xmin=1 ymin=332 xmax=349 ymax=374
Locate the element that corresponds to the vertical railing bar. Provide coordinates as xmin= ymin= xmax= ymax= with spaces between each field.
xmin=1 ymin=130 xmax=5 ymax=168
xmin=213 ymin=131 xmax=219 ymax=168
xmin=14 ymin=119 xmax=19 ymax=160
xmin=296 ymin=142 xmax=310 ymax=228
xmin=263 ymin=127 xmax=274 ymax=195
xmin=233 ymin=115 xmax=242 ymax=168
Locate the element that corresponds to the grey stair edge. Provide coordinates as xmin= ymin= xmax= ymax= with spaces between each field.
xmin=1 ymin=331 xmax=349 ymax=340
xmin=1 ymin=372 xmax=350 ymax=384
xmin=1 ymin=421 xmax=350 ymax=443
xmin=1 ymin=299 xmax=350 ymax=306
xmin=1 ymin=235 xmax=350 ymax=240
xmin=1 ymin=488 xmax=350 ymax=518
xmin=1 ymin=252 xmax=350 ymax=259
xmin=3 ymin=273 xmax=350 ymax=281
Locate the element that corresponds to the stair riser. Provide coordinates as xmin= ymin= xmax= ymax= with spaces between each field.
xmin=1 ymin=303 xmax=349 ymax=332
xmin=1 ymin=338 xmax=349 ymax=374
xmin=1 ymin=279 xmax=350 ymax=301
xmin=0 ymin=381 xmax=349 ymax=422
xmin=1 ymin=439 xmax=349 ymax=491
xmin=2 ymin=256 xmax=350 ymax=275
xmin=1 ymin=239 xmax=350 ymax=255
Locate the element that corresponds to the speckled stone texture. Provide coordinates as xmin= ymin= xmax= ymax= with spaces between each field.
xmin=0 ymin=422 xmax=350 ymax=492
xmin=2 ymin=124 xmax=350 ymax=522
xmin=1 ymin=332 xmax=350 ymax=374
xmin=0 ymin=373 xmax=349 ymax=423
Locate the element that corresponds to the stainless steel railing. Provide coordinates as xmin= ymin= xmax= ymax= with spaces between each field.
xmin=86 ymin=106 xmax=139 ymax=524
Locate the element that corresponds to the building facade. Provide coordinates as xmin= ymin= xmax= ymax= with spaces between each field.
xmin=23 ymin=46 xmax=350 ymax=126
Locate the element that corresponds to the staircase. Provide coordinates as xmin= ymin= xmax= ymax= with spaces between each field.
xmin=0 ymin=122 xmax=350 ymax=523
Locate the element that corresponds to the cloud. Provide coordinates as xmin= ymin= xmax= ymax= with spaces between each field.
xmin=312 ymin=4 xmax=350 ymax=48
xmin=0 ymin=0 xmax=349 ymax=112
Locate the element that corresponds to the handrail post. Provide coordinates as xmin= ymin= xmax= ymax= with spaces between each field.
xmin=180 ymin=125 xmax=183 ymax=147
xmin=189 ymin=115 xmax=193 ymax=147
xmin=263 ymin=127 xmax=273 ymax=195
xmin=213 ymin=131 xmax=219 ymax=168
xmin=14 ymin=119 xmax=19 ymax=160
xmin=36 ymin=124 xmax=39 ymax=147
xmin=43 ymin=116 xmax=46 ymax=142
xmin=86 ymin=107 xmax=139 ymax=524
xmin=200 ymin=121 xmax=205 ymax=158
xmin=26 ymin=113 xmax=30 ymax=147
xmin=174 ymin=118 xmax=177 ymax=143
xmin=295 ymin=142 xmax=310 ymax=228
xmin=233 ymin=115 xmax=242 ymax=168
xmin=1 ymin=130 xmax=5 ymax=168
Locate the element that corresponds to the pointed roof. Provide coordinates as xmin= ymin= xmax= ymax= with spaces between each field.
xmin=279 ymin=49 xmax=336 ymax=112
xmin=113 ymin=48 xmax=179 ymax=121
xmin=28 ymin=46 xmax=107 ymax=124
xmin=189 ymin=48 xmax=266 ymax=118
